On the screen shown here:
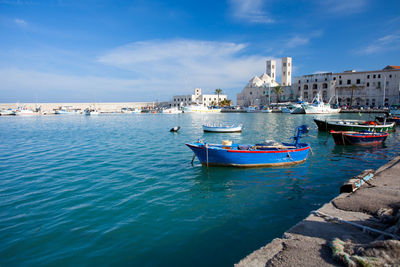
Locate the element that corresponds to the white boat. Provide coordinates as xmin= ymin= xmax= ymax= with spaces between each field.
xmin=202 ymin=123 xmax=242 ymax=133
xmin=182 ymin=105 xmax=221 ymax=113
xmin=55 ymin=106 xmax=80 ymax=115
xmin=84 ymin=109 xmax=99 ymax=115
xmin=303 ymin=94 xmax=340 ymax=114
xmin=161 ymin=107 xmax=182 ymax=114
xmin=389 ymin=104 xmax=400 ymax=115
xmin=15 ymin=107 xmax=36 ymax=116
xmin=246 ymin=106 xmax=260 ymax=113
xmin=261 ymin=106 xmax=272 ymax=113
xmin=0 ymin=109 xmax=16 ymax=116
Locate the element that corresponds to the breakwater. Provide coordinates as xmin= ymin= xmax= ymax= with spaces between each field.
xmin=0 ymin=102 xmax=161 ymax=114
xmin=236 ymin=156 xmax=400 ymax=266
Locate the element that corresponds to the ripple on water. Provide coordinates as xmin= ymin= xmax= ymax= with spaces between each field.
xmin=0 ymin=113 xmax=399 ymax=266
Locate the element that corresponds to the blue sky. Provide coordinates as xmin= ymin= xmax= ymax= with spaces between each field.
xmin=1 ymin=0 xmax=400 ymax=103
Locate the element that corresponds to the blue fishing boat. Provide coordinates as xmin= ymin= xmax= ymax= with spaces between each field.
xmin=202 ymin=123 xmax=242 ymax=133
xmin=330 ymin=130 xmax=389 ymax=145
xmin=186 ymin=125 xmax=310 ymax=167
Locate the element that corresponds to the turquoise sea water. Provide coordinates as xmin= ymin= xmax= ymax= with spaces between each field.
xmin=1 ymin=113 xmax=399 ymax=266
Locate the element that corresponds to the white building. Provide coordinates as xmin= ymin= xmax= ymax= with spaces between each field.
xmin=171 ymin=88 xmax=227 ymax=107
xmin=237 ymin=57 xmax=292 ymax=107
xmin=281 ymin=57 xmax=292 ymax=86
xmin=292 ymin=65 xmax=400 ymax=107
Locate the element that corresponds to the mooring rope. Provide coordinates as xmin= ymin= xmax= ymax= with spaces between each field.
xmin=312 ymin=210 xmax=399 ymax=239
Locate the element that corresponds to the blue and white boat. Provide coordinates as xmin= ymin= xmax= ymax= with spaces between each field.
xmin=202 ymin=123 xmax=242 ymax=133
xmin=187 ymin=125 xmax=310 ymax=167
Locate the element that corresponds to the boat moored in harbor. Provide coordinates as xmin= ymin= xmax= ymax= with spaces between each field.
xmin=314 ymin=118 xmax=395 ymax=132
xmin=330 ymin=130 xmax=389 ymax=145
xmin=202 ymin=123 xmax=243 ymax=133
xmin=187 ymin=125 xmax=310 ymax=167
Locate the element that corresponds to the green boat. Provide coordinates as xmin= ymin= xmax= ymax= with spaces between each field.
xmin=314 ymin=118 xmax=396 ymax=132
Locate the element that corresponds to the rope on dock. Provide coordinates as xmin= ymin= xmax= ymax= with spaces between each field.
xmin=311 ymin=210 xmax=399 ymax=240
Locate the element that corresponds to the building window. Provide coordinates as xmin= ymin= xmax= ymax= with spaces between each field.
xmin=313 ymin=84 xmax=317 ymax=89
xmin=250 ymin=92 xmax=252 ymax=95
xmin=367 ymin=75 xmax=370 ymax=79
xmin=378 ymin=74 xmax=381 ymax=78
xmin=288 ymin=71 xmax=290 ymax=75
xmin=367 ymin=82 xmax=369 ymax=87
xmin=283 ymin=71 xmax=286 ymax=75
xmin=333 ymin=77 xmax=336 ymax=80
xmin=325 ymin=78 xmax=327 ymax=81
xmin=339 ymin=76 xmax=342 ymax=79
xmin=356 ymin=79 xmax=360 ymax=84
xmin=304 ymin=84 xmax=308 ymax=90
xmin=283 ymin=63 xmax=286 ymax=67
xmin=298 ymin=87 xmax=301 ymax=91
xmin=298 ymin=80 xmax=301 ymax=84
xmin=373 ymin=74 xmax=376 ymax=78
xmin=304 ymin=92 xmax=308 ymax=99
xmin=389 ymin=74 xmax=392 ymax=78
xmin=288 ymin=63 xmax=290 ymax=67
xmin=347 ymin=80 xmax=351 ymax=85
xmin=366 ymin=99 xmax=369 ymax=106
xmin=372 ymin=99 xmax=376 ymax=106
xmin=306 ymin=79 xmax=309 ymax=82
xmin=315 ymin=79 xmax=317 ymax=82
xmin=339 ymin=80 xmax=342 ymax=85
xmin=323 ymin=83 xmax=328 ymax=89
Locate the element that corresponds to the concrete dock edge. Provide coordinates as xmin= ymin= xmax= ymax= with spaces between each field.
xmin=236 ymin=156 xmax=400 ymax=267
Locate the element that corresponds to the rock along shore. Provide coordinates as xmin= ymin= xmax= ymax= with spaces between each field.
xmin=236 ymin=156 xmax=400 ymax=266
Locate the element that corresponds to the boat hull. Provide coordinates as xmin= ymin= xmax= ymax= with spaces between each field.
xmin=314 ymin=119 xmax=395 ymax=132
xmin=331 ymin=131 xmax=389 ymax=145
xmin=202 ymin=125 xmax=242 ymax=133
xmin=186 ymin=143 xmax=310 ymax=167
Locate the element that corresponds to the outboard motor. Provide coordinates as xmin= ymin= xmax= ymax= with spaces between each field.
xmin=292 ymin=125 xmax=309 ymax=146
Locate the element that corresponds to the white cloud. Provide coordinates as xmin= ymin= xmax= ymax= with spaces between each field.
xmin=0 ymin=39 xmax=271 ymax=102
xmin=286 ymin=36 xmax=309 ymax=48
xmin=319 ymin=0 xmax=367 ymax=14
xmin=228 ymin=0 xmax=274 ymax=24
xmin=98 ymin=39 xmax=267 ymax=93
xmin=358 ymin=32 xmax=400 ymax=54
xmin=14 ymin=18 xmax=27 ymax=26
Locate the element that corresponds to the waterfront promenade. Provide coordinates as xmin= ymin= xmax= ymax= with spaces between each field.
xmin=236 ymin=156 xmax=400 ymax=266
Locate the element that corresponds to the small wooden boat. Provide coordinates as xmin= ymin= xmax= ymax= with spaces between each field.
xmin=187 ymin=125 xmax=310 ymax=167
xmin=330 ymin=130 xmax=389 ymax=145
xmin=314 ymin=118 xmax=395 ymax=132
xmin=375 ymin=115 xmax=400 ymax=125
xmin=202 ymin=124 xmax=242 ymax=133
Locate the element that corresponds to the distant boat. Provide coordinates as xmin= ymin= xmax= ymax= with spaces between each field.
xmin=55 ymin=106 xmax=80 ymax=115
xmin=245 ymin=106 xmax=259 ymax=113
xmin=330 ymin=130 xmax=389 ymax=145
xmin=84 ymin=109 xmax=99 ymax=115
xmin=389 ymin=104 xmax=400 ymax=115
xmin=202 ymin=123 xmax=242 ymax=133
xmin=302 ymin=94 xmax=340 ymax=114
xmin=0 ymin=108 xmax=16 ymax=116
xmin=15 ymin=107 xmax=36 ymax=116
xmin=182 ymin=105 xmax=221 ymax=113
xmin=314 ymin=118 xmax=395 ymax=132
xmin=261 ymin=106 xmax=272 ymax=113
xmin=161 ymin=107 xmax=182 ymax=114
xmin=187 ymin=125 xmax=310 ymax=167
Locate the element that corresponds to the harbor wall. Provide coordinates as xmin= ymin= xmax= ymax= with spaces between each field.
xmin=236 ymin=156 xmax=400 ymax=266
xmin=0 ymin=102 xmax=166 ymax=113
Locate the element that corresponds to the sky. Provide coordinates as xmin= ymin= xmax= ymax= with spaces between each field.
xmin=1 ymin=0 xmax=400 ymax=103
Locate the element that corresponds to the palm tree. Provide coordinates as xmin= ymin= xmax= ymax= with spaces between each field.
xmin=273 ymin=86 xmax=283 ymax=103
xmin=215 ymin=88 xmax=223 ymax=106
